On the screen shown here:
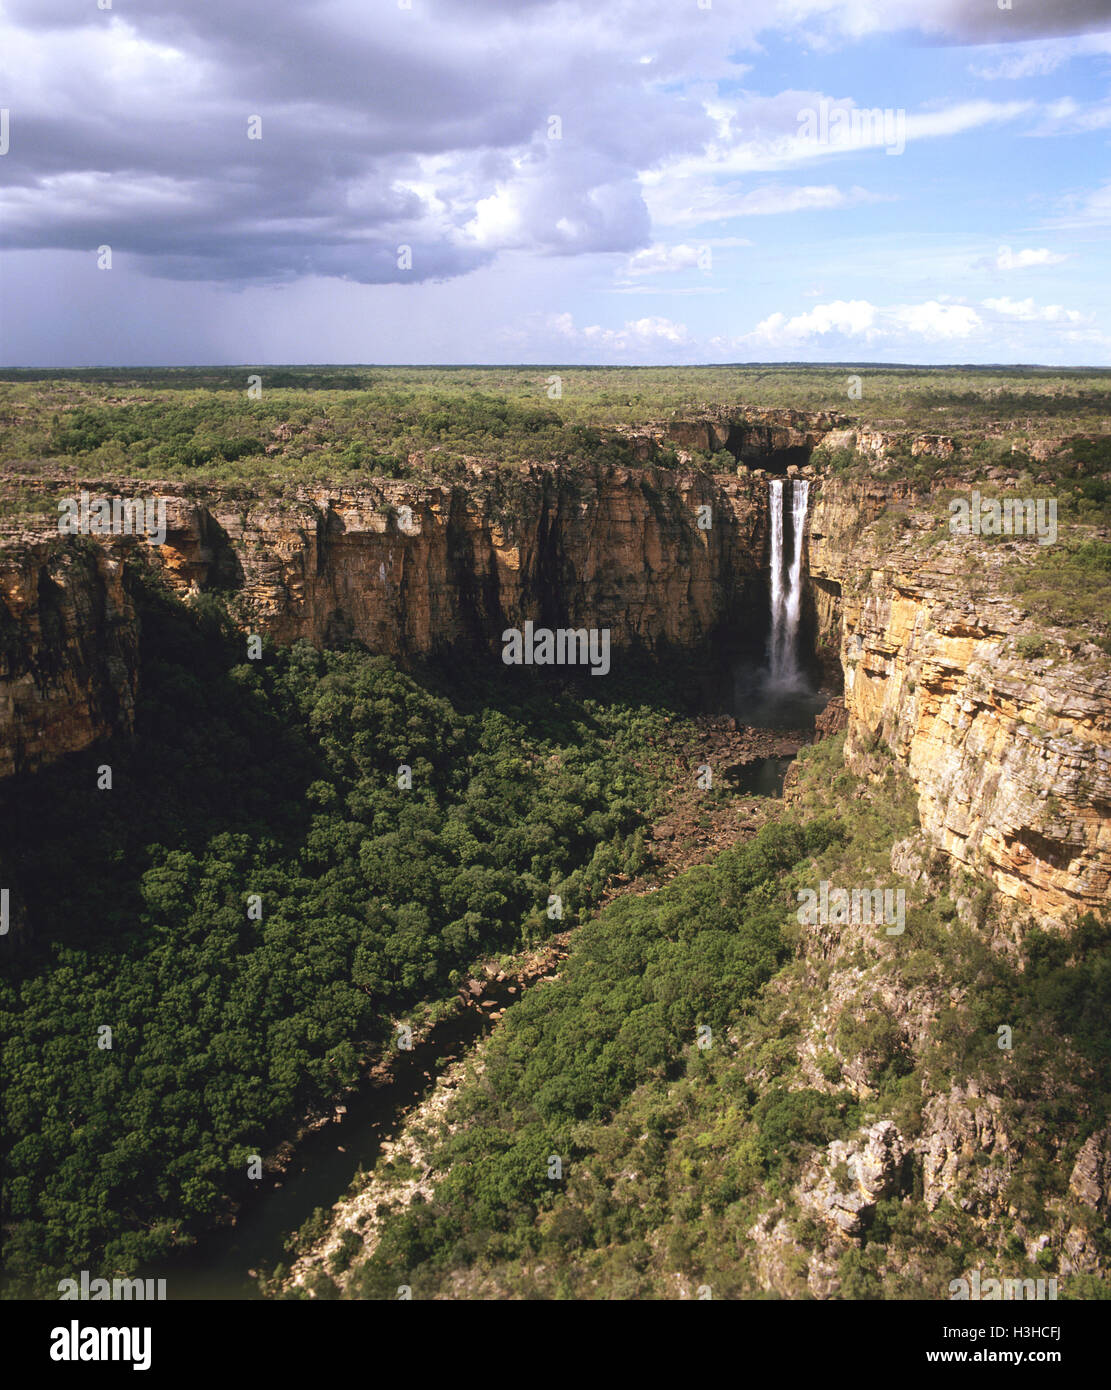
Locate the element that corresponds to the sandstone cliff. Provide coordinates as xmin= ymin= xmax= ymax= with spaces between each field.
xmin=0 ymin=536 xmax=138 ymax=779
xmin=809 ymin=477 xmax=1110 ymax=926
xmin=143 ymin=464 xmax=769 ymax=659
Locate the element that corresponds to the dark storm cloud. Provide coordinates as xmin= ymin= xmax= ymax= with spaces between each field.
xmin=0 ymin=0 xmax=715 ymax=284
xmin=922 ymin=0 xmax=1111 ymax=43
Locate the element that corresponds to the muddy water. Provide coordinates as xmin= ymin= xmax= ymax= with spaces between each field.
xmin=726 ymin=755 xmax=796 ymax=799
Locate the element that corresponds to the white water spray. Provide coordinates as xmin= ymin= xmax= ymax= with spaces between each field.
xmin=768 ymin=477 xmax=810 ymax=691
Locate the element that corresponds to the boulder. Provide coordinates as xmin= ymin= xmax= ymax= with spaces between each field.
xmin=799 ymin=1121 xmax=908 ymax=1239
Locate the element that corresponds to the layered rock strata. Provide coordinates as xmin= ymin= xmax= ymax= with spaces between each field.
xmin=809 ymin=477 xmax=1110 ymax=924
xmin=0 ymin=536 xmax=138 ymax=778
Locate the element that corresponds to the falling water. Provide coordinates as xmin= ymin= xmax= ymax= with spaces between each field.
xmin=768 ymin=477 xmax=810 ymax=691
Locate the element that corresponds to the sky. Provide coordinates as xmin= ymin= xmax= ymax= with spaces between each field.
xmin=0 ymin=0 xmax=1109 ymax=367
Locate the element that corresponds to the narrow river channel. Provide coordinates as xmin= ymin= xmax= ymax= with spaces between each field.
xmin=159 ymin=986 xmax=517 ymax=1299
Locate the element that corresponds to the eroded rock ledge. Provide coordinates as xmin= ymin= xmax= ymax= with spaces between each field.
xmin=0 ymin=536 xmax=138 ymax=779
xmin=809 ymin=477 xmax=1110 ymax=925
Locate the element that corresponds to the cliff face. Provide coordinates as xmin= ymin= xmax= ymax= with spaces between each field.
xmin=0 ymin=462 xmax=774 ymax=776
xmin=0 ymin=538 xmax=138 ymax=779
xmin=809 ymin=477 xmax=1111 ymax=926
xmin=126 ymin=464 xmax=771 ymax=659
xmin=620 ymin=406 xmax=843 ymax=468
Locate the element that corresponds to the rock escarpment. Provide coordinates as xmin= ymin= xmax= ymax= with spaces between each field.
xmin=809 ymin=477 xmax=1110 ymax=925
xmin=0 ymin=463 xmax=773 ymax=775
xmin=143 ymin=464 xmax=769 ymax=659
xmin=0 ymin=537 xmax=138 ymax=779
xmin=2 ymin=460 xmax=1108 ymax=930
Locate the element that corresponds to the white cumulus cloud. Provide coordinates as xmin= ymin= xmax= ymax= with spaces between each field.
xmin=624 ymin=243 xmax=710 ymax=276
xmin=891 ymin=301 xmax=982 ymax=339
xmin=582 ymin=316 xmax=690 ymax=348
xmin=995 ymin=245 xmax=1069 ymax=270
xmin=746 ymin=297 xmax=983 ymax=347
xmin=753 ymin=299 xmax=878 ymax=342
xmin=982 ymin=296 xmax=1083 ymax=323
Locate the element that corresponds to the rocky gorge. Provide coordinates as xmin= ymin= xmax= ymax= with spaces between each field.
xmin=2 ymin=432 xmax=1107 ymax=928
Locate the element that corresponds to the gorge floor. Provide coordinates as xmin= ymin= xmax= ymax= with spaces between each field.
xmin=156 ymin=708 xmax=821 ymax=1300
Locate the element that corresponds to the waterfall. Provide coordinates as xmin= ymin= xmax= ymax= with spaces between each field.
xmin=767 ymin=477 xmax=810 ymax=691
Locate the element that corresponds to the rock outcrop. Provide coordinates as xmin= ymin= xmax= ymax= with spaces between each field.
xmin=0 ymin=537 xmax=138 ymax=778
xmin=1069 ymin=1126 xmax=1111 ymax=1213
xmin=809 ymin=477 xmax=1111 ymax=925
xmin=619 ymin=406 xmax=843 ymax=468
xmin=799 ymin=1120 xmax=909 ymax=1238
xmin=920 ymin=1083 xmax=1012 ymax=1215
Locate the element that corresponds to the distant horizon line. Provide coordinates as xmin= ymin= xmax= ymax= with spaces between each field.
xmin=1 ymin=361 xmax=1108 ymax=373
